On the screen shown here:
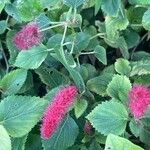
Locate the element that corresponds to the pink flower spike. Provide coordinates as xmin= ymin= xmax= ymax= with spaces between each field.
xmin=13 ymin=23 xmax=41 ymax=50
xmin=128 ymin=84 xmax=150 ymax=119
xmin=41 ymin=85 xmax=78 ymax=140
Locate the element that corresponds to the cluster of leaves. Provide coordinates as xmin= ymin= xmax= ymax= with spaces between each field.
xmin=1 ymin=0 xmax=150 ymax=149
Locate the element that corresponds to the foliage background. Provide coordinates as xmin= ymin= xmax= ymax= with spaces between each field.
xmin=0 ymin=0 xmax=150 ymax=149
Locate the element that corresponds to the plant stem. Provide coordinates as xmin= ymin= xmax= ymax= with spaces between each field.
xmin=39 ymin=23 xmax=64 ymax=32
xmin=80 ymin=51 xmax=95 ymax=55
xmin=61 ymin=23 xmax=68 ymax=46
xmin=0 ymin=42 xmax=9 ymax=73
xmin=130 ymin=33 xmax=148 ymax=60
xmin=90 ymin=33 xmax=106 ymax=40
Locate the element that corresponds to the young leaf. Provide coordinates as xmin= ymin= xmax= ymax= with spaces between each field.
xmin=115 ymin=58 xmax=131 ymax=75
xmin=94 ymin=45 xmax=107 ymax=65
xmin=0 ymin=125 xmax=11 ymax=150
xmin=105 ymin=134 xmax=144 ymax=150
xmin=42 ymin=115 xmax=79 ymax=150
xmin=74 ymin=99 xmax=88 ymax=118
xmin=106 ymin=74 xmax=132 ymax=102
xmin=87 ymin=101 xmax=128 ymax=135
xmin=0 ymin=95 xmax=48 ymax=137
xmin=0 ymin=69 xmax=27 ymax=95
xmin=14 ymin=45 xmax=48 ymax=69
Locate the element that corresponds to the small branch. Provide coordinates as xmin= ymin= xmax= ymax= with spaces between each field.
xmin=0 ymin=42 xmax=9 ymax=73
xmin=61 ymin=23 xmax=68 ymax=46
xmin=130 ymin=33 xmax=148 ymax=60
xmin=39 ymin=23 xmax=64 ymax=32
xmin=80 ymin=51 xmax=95 ymax=55
xmin=90 ymin=33 xmax=106 ymax=40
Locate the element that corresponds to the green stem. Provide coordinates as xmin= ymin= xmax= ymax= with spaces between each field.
xmin=39 ymin=23 xmax=64 ymax=32
xmin=80 ymin=51 xmax=95 ymax=55
xmin=0 ymin=42 xmax=9 ymax=73
xmin=90 ymin=33 xmax=106 ymax=40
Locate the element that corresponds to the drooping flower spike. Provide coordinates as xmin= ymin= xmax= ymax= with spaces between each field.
xmin=84 ymin=121 xmax=92 ymax=135
xmin=13 ymin=22 xmax=41 ymax=50
xmin=128 ymin=84 xmax=150 ymax=120
xmin=41 ymin=85 xmax=78 ymax=139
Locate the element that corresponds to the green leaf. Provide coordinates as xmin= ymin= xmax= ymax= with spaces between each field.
xmin=0 ymin=125 xmax=11 ymax=150
xmin=5 ymin=3 xmax=21 ymax=22
xmin=44 ymin=87 xmax=60 ymax=101
xmin=142 ymin=9 xmax=150 ymax=31
xmin=15 ymin=0 xmax=43 ymax=22
xmin=105 ymin=134 xmax=144 ymax=150
xmin=26 ymin=134 xmax=42 ymax=150
xmin=0 ymin=0 xmax=9 ymax=13
xmin=101 ymin=0 xmax=121 ymax=17
xmin=106 ymin=74 xmax=132 ymax=102
xmin=116 ymin=36 xmax=129 ymax=59
xmin=6 ymin=30 xmax=19 ymax=65
xmin=35 ymin=66 xmax=70 ymax=88
xmin=89 ymin=140 xmax=103 ymax=150
xmin=130 ymin=60 xmax=150 ymax=76
xmin=18 ymin=71 xmax=33 ymax=94
xmin=0 ymin=95 xmax=48 ymax=137
xmin=87 ymin=101 xmax=128 ymax=135
xmin=60 ymin=12 xmax=82 ymax=28
xmin=95 ymin=0 xmax=102 ymax=15
xmin=0 ymin=69 xmax=27 ymax=95
xmin=51 ymin=49 xmax=85 ymax=93
xmin=35 ymin=13 xmax=50 ymax=29
xmin=66 ymin=32 xmax=90 ymax=54
xmin=94 ymin=45 xmax=107 ymax=65
xmin=40 ymin=0 xmax=61 ymax=9
xmin=47 ymin=34 xmax=62 ymax=49
xmin=123 ymin=29 xmax=140 ymax=49
xmin=134 ymin=74 xmax=150 ymax=86
xmin=129 ymin=0 xmax=150 ymax=5
xmin=74 ymin=99 xmax=88 ymax=118
xmin=63 ymin=0 xmax=85 ymax=8
xmin=14 ymin=45 xmax=48 ymax=69
xmin=127 ymin=6 xmax=146 ymax=31
xmin=11 ymin=135 xmax=28 ymax=150
xmin=0 ymin=20 xmax=7 ymax=34
xmin=42 ymin=115 xmax=79 ymax=150
xmin=115 ymin=58 xmax=131 ymax=75
xmin=87 ymin=73 xmax=113 ymax=96
xmin=105 ymin=12 xmax=129 ymax=42
xmin=129 ymin=120 xmax=140 ymax=137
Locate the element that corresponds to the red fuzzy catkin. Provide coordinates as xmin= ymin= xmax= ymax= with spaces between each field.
xmin=41 ymin=85 xmax=78 ymax=139
xmin=13 ymin=22 xmax=41 ymax=50
xmin=128 ymin=85 xmax=150 ymax=120
xmin=84 ymin=121 xmax=92 ymax=135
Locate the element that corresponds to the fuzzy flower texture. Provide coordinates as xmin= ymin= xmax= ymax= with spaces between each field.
xmin=13 ymin=23 xmax=41 ymax=50
xmin=41 ymin=85 xmax=78 ymax=139
xmin=128 ymin=85 xmax=150 ymax=119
